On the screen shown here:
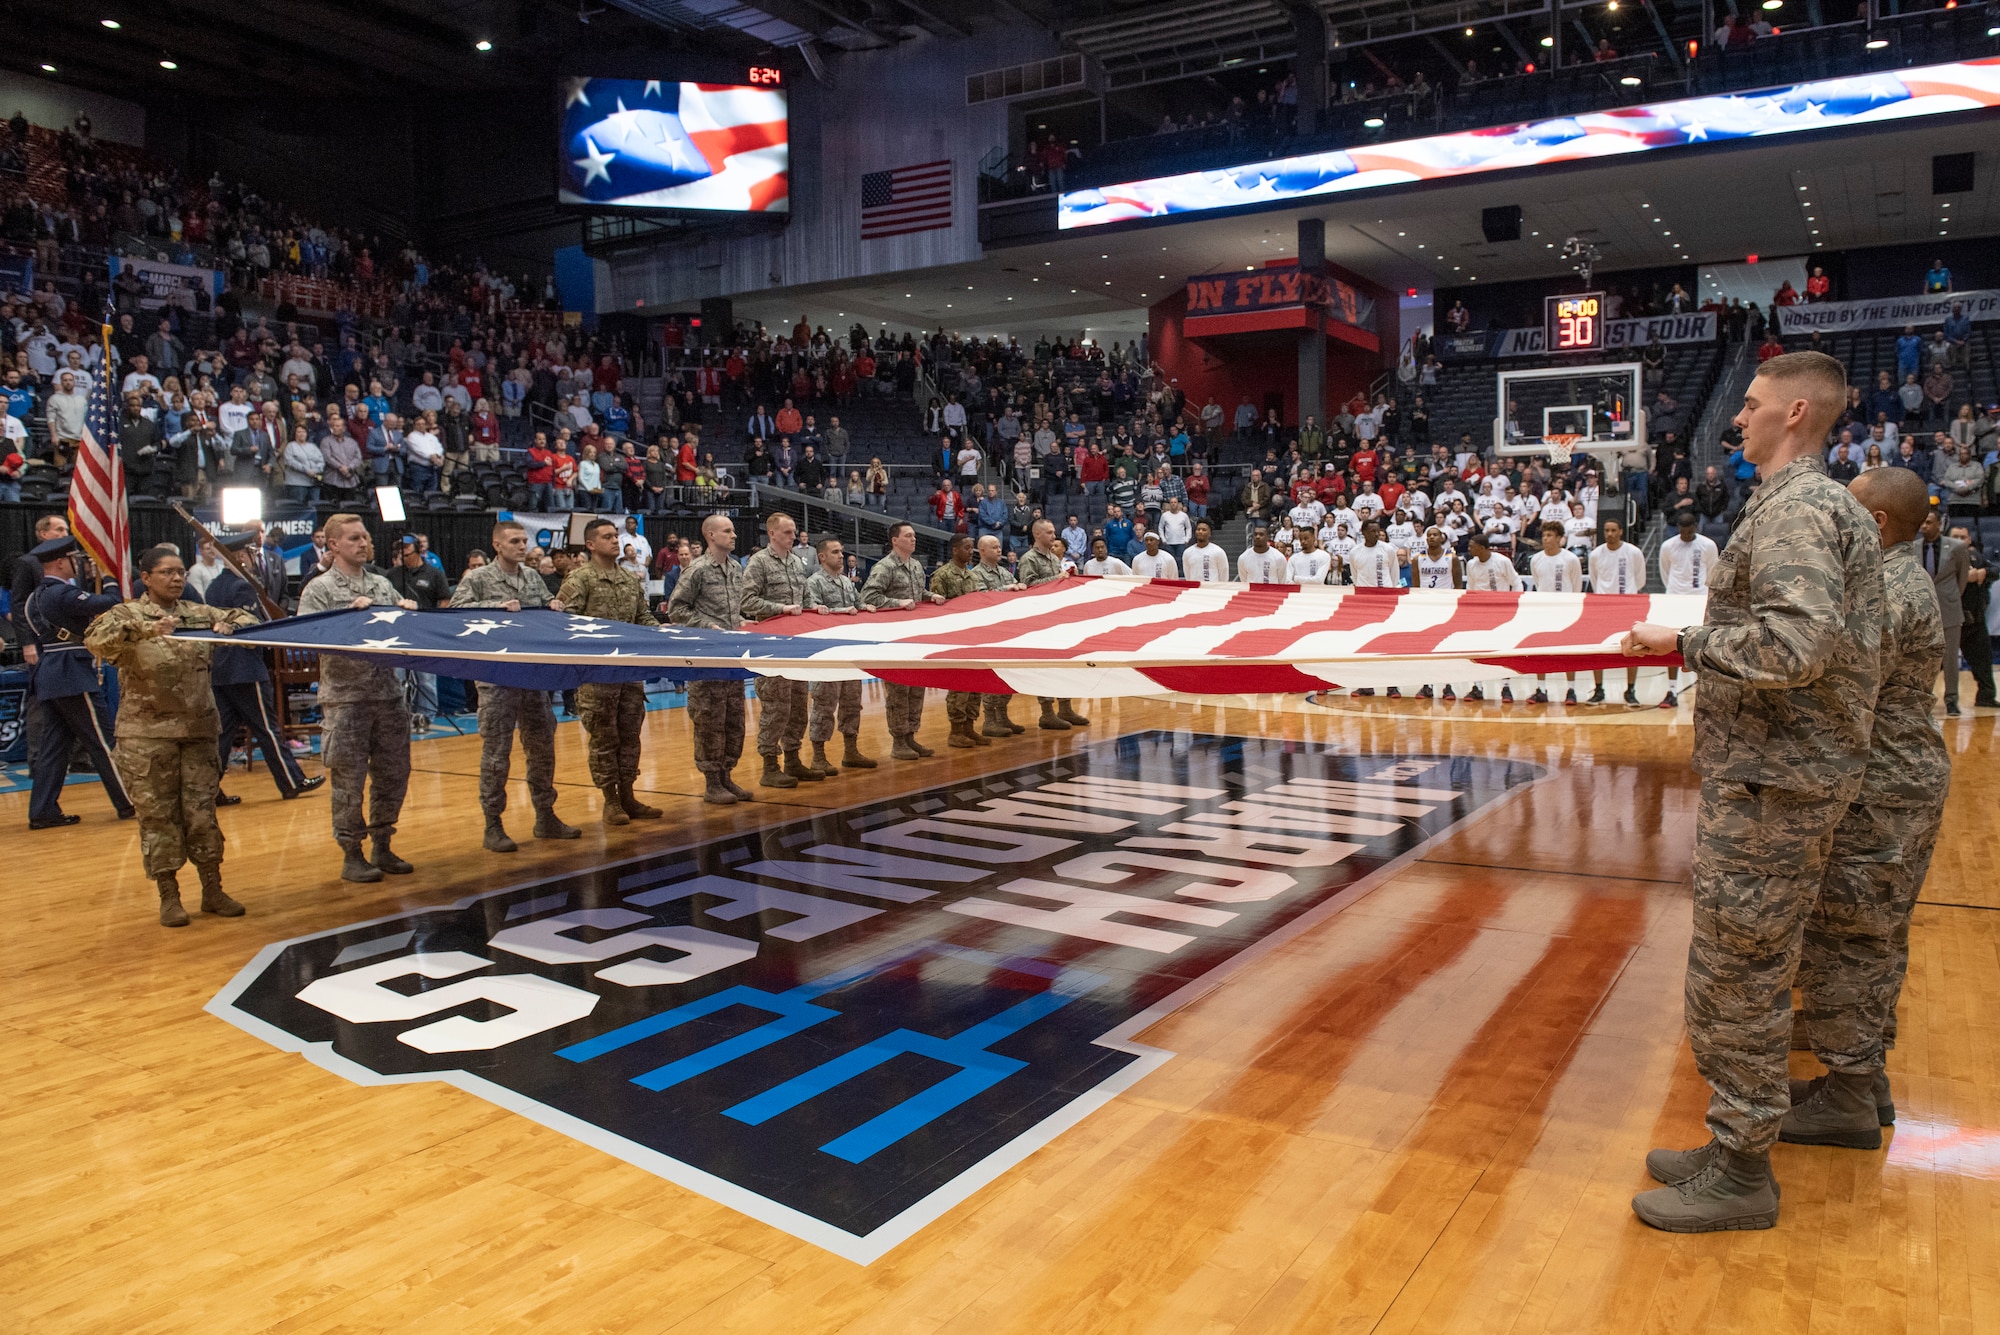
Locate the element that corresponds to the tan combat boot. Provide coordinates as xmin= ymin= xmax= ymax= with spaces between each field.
xmin=157 ymin=873 xmax=190 ymax=928
xmin=1039 ymin=698 xmax=1069 ymax=730
xmin=601 ymin=785 xmax=631 ymax=826
xmin=619 ymin=781 xmax=662 ymax=819
xmin=809 ymin=741 xmax=840 ymax=776
xmin=483 ymin=816 xmax=518 ymax=853
xmin=761 ymin=754 xmax=798 ymax=788
xmin=783 ymin=749 xmax=824 ymax=781
xmin=1056 ymin=699 xmax=1089 ymax=726
xmin=197 ymin=864 xmax=245 ymax=917
xmin=840 ymin=736 xmax=877 ymax=769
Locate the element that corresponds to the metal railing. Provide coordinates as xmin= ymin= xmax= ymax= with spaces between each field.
xmin=751 ymin=482 xmax=958 ymax=564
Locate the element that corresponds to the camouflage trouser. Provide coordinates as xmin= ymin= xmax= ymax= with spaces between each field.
xmin=688 ymin=679 xmax=746 ymax=774
xmin=322 ymin=699 xmax=412 ymax=851
xmin=115 ymin=735 xmax=224 ymax=877
xmin=476 ymin=687 xmax=558 ymax=817
xmin=1687 ymin=778 xmax=1848 ymax=1154
xmin=1798 ymin=799 xmax=1948 ymax=1073
xmin=883 ymin=683 xmax=925 ymax=739
xmin=577 ymin=681 xmax=645 ymax=789
xmin=945 ymin=691 xmax=980 ymax=725
xmin=754 ymin=676 xmax=809 ymax=756
xmin=808 ymin=679 xmax=862 ymax=742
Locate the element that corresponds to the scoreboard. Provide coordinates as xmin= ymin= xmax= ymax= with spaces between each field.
xmin=1545 ymin=291 xmax=1605 ymax=354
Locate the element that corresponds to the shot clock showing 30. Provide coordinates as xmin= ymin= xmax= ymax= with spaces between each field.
xmin=1546 ymin=291 xmax=1605 ymax=354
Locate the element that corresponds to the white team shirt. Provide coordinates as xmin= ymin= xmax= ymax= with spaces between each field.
xmin=1157 ymin=510 xmax=1193 ymax=544
xmin=1463 ymin=553 xmax=1521 ymax=591
xmin=1237 ymin=547 xmax=1289 ymax=584
xmin=1287 ymin=549 xmax=1332 ymax=584
xmin=1272 ymin=524 xmax=1298 ymax=551
xmin=1563 ymin=516 xmax=1595 ymax=552
xmin=1323 ymin=533 xmax=1357 ymax=570
xmin=1577 ymin=484 xmax=1601 ymax=522
xmin=217 ymin=399 xmax=253 ymax=437
xmin=1530 ymin=549 xmax=1585 ymax=592
xmin=1329 ymin=505 xmax=1360 ymax=533
xmin=1441 ymin=511 xmax=1474 ymax=542
xmin=1539 ymin=497 xmax=1570 ymax=527
xmin=1386 ymin=521 xmax=1421 ymax=555
xmin=1658 ymin=533 xmax=1721 ymax=595
xmin=1589 ymin=542 xmax=1647 ymax=595
xmin=1084 ymin=555 xmax=1133 ymax=576
xmin=1414 ymin=552 xmax=1457 ymax=589
xmin=1404 ymin=489 xmax=1431 ymax=521
xmin=1482 ymin=515 xmax=1518 ymax=551
xmin=1352 ymin=492 xmax=1385 ymax=520
xmin=1289 ymin=500 xmax=1326 ymax=530
xmin=1132 ymin=550 xmax=1180 ymax=579
xmin=1182 ymin=542 xmax=1230 ymax=583
xmin=1347 ymin=542 xmax=1400 ymax=587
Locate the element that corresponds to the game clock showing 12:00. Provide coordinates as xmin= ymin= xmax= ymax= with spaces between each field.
xmin=1546 ymin=291 xmax=1605 ymax=353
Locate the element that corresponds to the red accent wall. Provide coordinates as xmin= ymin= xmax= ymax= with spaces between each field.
xmin=1149 ymin=260 xmax=1399 ymax=426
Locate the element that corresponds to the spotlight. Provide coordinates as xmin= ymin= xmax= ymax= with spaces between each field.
xmin=1620 ymin=75 xmax=1642 ymax=86
xmin=100 ymin=18 xmax=120 ymax=28
xmin=1866 ymin=37 xmax=1888 ymax=49
xmin=39 ymin=63 xmax=55 ymax=72
xmin=1363 ymin=116 xmax=1384 ymax=127
xmin=1540 ymin=35 xmax=1554 ymax=46
xmin=159 ymin=59 xmax=177 ymax=69
xmin=475 ymin=39 xmax=493 ymax=51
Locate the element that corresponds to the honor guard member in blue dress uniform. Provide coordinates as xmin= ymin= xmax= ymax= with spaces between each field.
xmin=21 ymin=535 xmax=136 ymax=829
xmin=190 ymin=530 xmax=324 ymax=804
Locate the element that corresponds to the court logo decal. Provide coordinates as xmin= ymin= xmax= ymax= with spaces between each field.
xmin=209 ymin=733 xmax=1540 ymax=1263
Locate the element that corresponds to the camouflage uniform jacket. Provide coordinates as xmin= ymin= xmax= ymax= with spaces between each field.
xmin=930 ymin=561 xmax=979 ymax=601
xmin=861 ymin=551 xmax=926 ymax=609
xmin=84 ymin=598 xmax=257 ymax=739
xmin=1861 ymin=540 xmax=1949 ymax=808
xmin=804 ymin=565 xmax=862 ymax=611
xmin=296 ymin=563 xmax=407 ymax=704
xmin=558 ymin=562 xmax=658 ymax=626
xmin=741 ymin=546 xmax=812 ymax=621
xmin=1681 ymin=455 xmax=1884 ymax=796
xmin=1016 ymin=546 xmax=1067 ymax=587
xmin=664 ymin=553 xmax=744 ymax=630
xmin=970 ymin=560 xmax=1018 ymax=593
xmin=449 ymin=561 xmax=553 ymax=610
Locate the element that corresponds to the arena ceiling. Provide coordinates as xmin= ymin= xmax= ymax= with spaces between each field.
xmin=722 ymin=105 xmax=2000 ymax=337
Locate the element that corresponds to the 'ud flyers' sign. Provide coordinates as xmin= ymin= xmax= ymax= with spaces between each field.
xmin=1185 ymin=268 xmax=1373 ymax=329
xmin=210 ymin=734 xmax=1539 ymax=1263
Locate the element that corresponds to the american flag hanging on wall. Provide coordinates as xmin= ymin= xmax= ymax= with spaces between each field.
xmin=860 ymin=160 xmax=953 ymax=240
xmin=69 ymin=316 xmax=130 ymax=595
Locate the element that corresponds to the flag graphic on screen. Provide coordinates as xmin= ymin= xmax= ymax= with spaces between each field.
xmin=559 ymin=77 xmax=788 ymax=213
xmin=860 ymin=161 xmax=952 ymax=240
xmin=69 ymin=323 xmax=130 ymax=595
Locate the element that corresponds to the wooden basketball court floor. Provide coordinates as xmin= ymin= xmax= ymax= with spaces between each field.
xmin=6 ymin=678 xmax=1998 ymax=1334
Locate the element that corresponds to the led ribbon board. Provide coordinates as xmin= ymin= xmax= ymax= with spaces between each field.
xmin=209 ymin=735 xmax=1540 ymax=1264
xmin=1058 ymin=58 xmax=2000 ymax=229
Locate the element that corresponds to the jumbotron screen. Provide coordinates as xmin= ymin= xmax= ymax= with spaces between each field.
xmin=559 ymin=76 xmax=789 ymax=213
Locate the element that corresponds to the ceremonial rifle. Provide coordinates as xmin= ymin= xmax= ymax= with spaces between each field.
xmin=168 ymin=500 xmax=288 ymax=621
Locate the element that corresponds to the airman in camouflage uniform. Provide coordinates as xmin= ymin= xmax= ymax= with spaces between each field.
xmin=971 ymin=534 xmax=1025 ymax=737
xmin=297 ymin=514 xmax=418 ymax=884
xmin=558 ymin=516 xmax=662 ymax=827
xmin=665 ymin=514 xmax=755 ymax=805
xmin=860 ymin=520 xmax=941 ymax=760
xmin=1624 ymin=353 xmax=1884 ymax=1233
xmin=1784 ymin=468 xmax=1951 ymax=1146
xmin=85 ymin=545 xmax=257 ymax=926
xmin=803 ymin=535 xmax=876 ymax=775
xmin=1017 ymin=518 xmax=1088 ymax=732
xmin=450 ymin=519 xmax=580 ymax=851
xmin=742 ymin=513 xmax=820 ymax=789
xmin=929 ymin=535 xmax=988 ymax=749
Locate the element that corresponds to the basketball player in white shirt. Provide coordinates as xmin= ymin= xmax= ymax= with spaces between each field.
xmin=1083 ymin=536 xmax=1132 ymax=577
xmin=1236 ymin=527 xmax=1288 ymax=584
xmin=1411 ymin=527 xmax=1464 ymax=700
xmin=1321 ymin=522 xmax=1357 ymax=582
xmin=1286 ymin=527 xmax=1332 ymax=585
xmin=1528 ymin=524 xmax=1585 ymax=704
xmin=1461 ymin=532 xmax=1520 ymax=702
xmin=1587 ymin=517 xmax=1649 ymax=703
xmin=1654 ymin=509 xmax=1719 ymax=709
xmin=1131 ymin=531 xmax=1180 ymax=579
xmin=1182 ymin=521 xmax=1230 ymax=583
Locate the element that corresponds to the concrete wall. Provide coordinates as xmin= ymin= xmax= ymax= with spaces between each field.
xmin=602 ymin=27 xmax=1060 ymax=312
xmin=0 ymin=70 xmax=145 ymax=146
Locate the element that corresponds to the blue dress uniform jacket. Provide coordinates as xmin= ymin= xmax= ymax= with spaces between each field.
xmin=192 ymin=568 xmax=273 ymax=687
xmin=22 ymin=576 xmax=133 ymax=824
xmin=187 ymin=571 xmax=311 ymax=796
xmin=24 ymin=577 xmax=123 ymax=699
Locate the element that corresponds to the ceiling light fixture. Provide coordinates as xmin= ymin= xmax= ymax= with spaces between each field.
xmin=1762 ymin=0 xmax=1781 ymax=9
xmin=100 ymin=18 xmax=120 ymax=28
xmin=475 ymin=39 xmax=493 ymax=51
xmin=39 ymin=63 xmax=55 ymax=72
xmin=1540 ymin=35 xmax=1553 ymax=46
xmin=1363 ymin=117 xmax=1384 ymax=127
xmin=1866 ymin=37 xmax=1889 ymax=49
xmin=159 ymin=59 xmax=177 ymax=69
xmin=1621 ymin=75 xmax=1642 ymax=86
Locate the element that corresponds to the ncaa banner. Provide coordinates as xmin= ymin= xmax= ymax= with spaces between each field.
xmin=208 ymin=733 xmax=1541 ymax=1263
xmin=1774 ymin=287 xmax=2000 ymax=336
xmin=1443 ymin=312 xmax=1716 ymax=359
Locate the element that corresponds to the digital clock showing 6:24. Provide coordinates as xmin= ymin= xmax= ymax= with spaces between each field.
xmin=1545 ymin=291 xmax=1605 ymax=353
xmin=747 ymin=65 xmax=783 ymax=85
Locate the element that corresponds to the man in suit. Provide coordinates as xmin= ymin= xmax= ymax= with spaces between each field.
xmin=1948 ymin=523 xmax=1996 ymax=708
xmin=233 ymin=401 xmax=285 ymax=496
xmin=188 ymin=530 xmax=325 ymax=803
xmin=1919 ymin=507 xmax=1971 ymax=715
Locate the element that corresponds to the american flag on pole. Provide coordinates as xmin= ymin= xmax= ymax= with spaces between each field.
xmin=860 ymin=160 xmax=953 ymax=240
xmin=68 ymin=319 xmax=130 ymax=595
xmin=189 ymin=580 xmax=1699 ymax=695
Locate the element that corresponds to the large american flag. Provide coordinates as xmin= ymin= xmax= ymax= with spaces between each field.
xmin=188 ymin=579 xmax=1699 ymax=695
xmin=860 ymin=160 xmax=953 ymax=240
xmin=68 ymin=326 xmax=130 ymax=595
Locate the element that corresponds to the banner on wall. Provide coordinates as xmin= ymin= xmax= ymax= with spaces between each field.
xmin=1184 ymin=268 xmax=1375 ymax=330
xmin=109 ymin=256 xmax=225 ymax=309
xmin=0 ymin=252 xmax=33 ymax=297
xmin=1774 ymin=288 xmax=2000 ymax=335
xmin=1438 ymin=312 xmax=1715 ymax=360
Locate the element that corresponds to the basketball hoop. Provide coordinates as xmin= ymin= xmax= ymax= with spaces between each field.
xmin=1545 ymin=434 xmax=1581 ymax=466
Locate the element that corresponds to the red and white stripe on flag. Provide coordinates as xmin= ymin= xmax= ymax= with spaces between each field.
xmin=860 ymin=160 xmax=952 ymax=239
xmin=69 ymin=379 xmax=130 ymax=595
xmin=760 ymin=576 xmax=1701 ymax=695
